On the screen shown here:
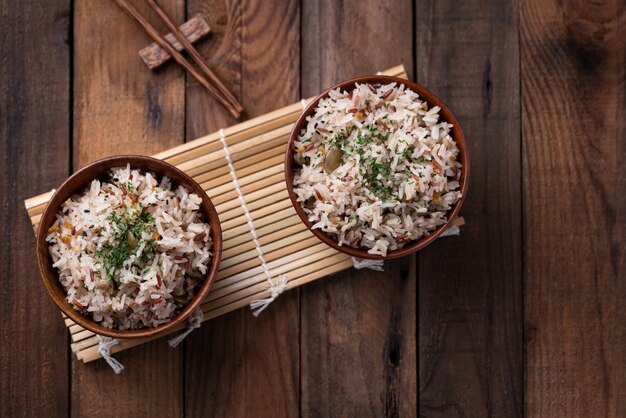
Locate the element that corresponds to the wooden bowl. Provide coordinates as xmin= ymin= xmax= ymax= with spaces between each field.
xmin=36 ymin=155 xmax=222 ymax=339
xmin=285 ymin=75 xmax=469 ymax=260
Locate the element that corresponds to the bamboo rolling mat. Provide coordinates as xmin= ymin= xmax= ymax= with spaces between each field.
xmin=24 ymin=65 xmax=408 ymax=363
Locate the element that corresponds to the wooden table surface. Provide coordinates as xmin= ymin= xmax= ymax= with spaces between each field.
xmin=2 ymin=0 xmax=625 ymax=417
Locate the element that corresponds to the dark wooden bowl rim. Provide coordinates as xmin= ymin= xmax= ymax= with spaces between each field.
xmin=36 ymin=155 xmax=223 ymax=339
xmin=284 ymin=75 xmax=470 ymax=260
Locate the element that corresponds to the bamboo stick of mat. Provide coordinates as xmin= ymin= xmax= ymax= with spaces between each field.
xmin=69 ymin=246 xmax=344 ymax=347
xmin=23 ymin=65 xmax=408 ymax=363
xmin=75 ymin=253 xmax=355 ymax=361
xmin=69 ymin=211 xmax=465 ymax=353
xmin=73 ymin=241 xmax=343 ymax=346
xmin=69 ymin=241 xmax=339 ymax=344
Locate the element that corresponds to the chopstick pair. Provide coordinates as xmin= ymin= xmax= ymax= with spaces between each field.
xmin=114 ymin=0 xmax=244 ymax=119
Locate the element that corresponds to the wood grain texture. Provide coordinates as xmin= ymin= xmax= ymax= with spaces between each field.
xmin=183 ymin=0 xmax=301 ymax=416
xmin=0 ymin=0 xmax=70 ymax=416
xmin=522 ymin=1 xmax=626 ymax=416
xmin=8 ymin=0 xmax=626 ymax=415
xmin=300 ymin=0 xmax=416 ymax=416
xmin=184 ymin=0 xmax=241 ymax=135
xmin=72 ymin=0 xmax=186 ymax=416
xmin=74 ymin=0 xmax=185 ymax=164
xmin=300 ymin=259 xmax=417 ymax=417
xmin=416 ymin=1 xmax=523 ymax=417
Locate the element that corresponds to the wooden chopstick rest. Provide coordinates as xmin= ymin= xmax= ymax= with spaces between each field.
xmin=139 ymin=14 xmax=211 ymax=70
xmin=114 ymin=0 xmax=240 ymax=118
xmin=146 ymin=0 xmax=244 ymax=113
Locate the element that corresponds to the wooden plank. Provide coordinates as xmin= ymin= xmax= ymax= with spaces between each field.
xmin=416 ymin=1 xmax=523 ymax=417
xmin=522 ymin=1 xmax=626 ymax=416
xmin=71 ymin=0 xmax=185 ymax=416
xmin=0 ymin=0 xmax=70 ymax=416
xmin=183 ymin=0 xmax=301 ymax=416
xmin=300 ymin=0 xmax=416 ymax=416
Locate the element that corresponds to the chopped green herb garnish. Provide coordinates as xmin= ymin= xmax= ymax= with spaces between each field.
xmin=402 ymin=146 xmax=415 ymax=159
xmin=94 ymin=208 xmax=158 ymax=281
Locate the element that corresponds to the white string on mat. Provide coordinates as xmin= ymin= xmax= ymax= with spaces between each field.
xmin=168 ymin=307 xmax=204 ymax=348
xmin=440 ymin=224 xmax=461 ymax=237
xmin=97 ymin=335 xmax=124 ymax=374
xmin=440 ymin=216 xmax=465 ymax=237
xmin=352 ymin=257 xmax=384 ymax=271
xmin=300 ymin=99 xmax=307 ymax=110
xmin=351 ymin=219 xmax=466 ymax=270
xmin=219 ymin=129 xmax=288 ymax=317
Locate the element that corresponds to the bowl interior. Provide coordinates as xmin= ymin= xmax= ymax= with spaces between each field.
xmin=36 ymin=155 xmax=222 ymax=339
xmin=285 ymin=75 xmax=469 ymax=260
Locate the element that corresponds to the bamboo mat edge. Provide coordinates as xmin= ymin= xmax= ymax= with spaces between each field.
xmin=24 ymin=65 xmax=408 ymax=363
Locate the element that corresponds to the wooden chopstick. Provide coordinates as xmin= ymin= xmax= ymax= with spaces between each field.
xmin=113 ymin=0 xmax=241 ymax=119
xmin=146 ymin=0 xmax=244 ymax=113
